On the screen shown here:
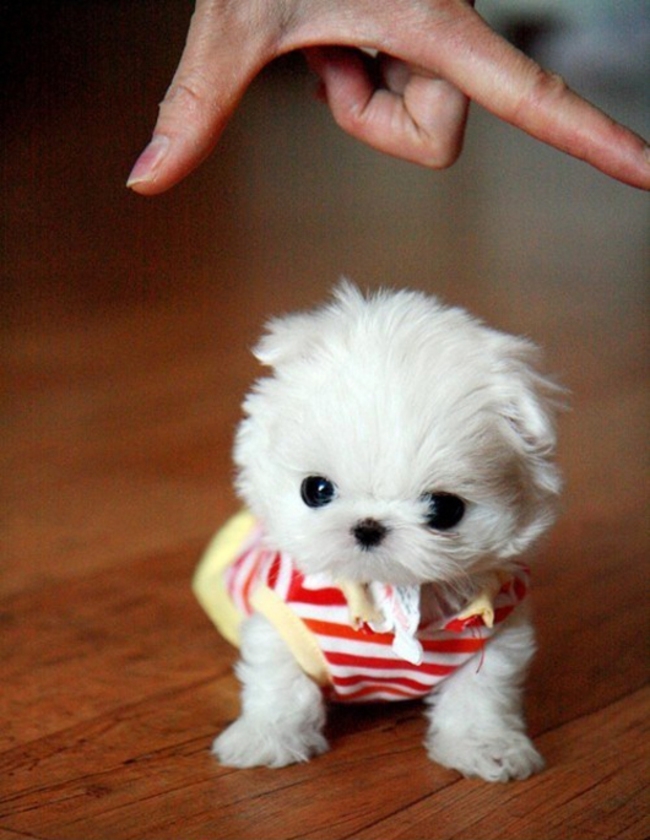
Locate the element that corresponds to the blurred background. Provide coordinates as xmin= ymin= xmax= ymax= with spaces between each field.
xmin=2 ymin=0 xmax=648 ymax=667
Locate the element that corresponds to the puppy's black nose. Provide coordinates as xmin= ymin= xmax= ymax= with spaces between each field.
xmin=353 ymin=518 xmax=388 ymax=549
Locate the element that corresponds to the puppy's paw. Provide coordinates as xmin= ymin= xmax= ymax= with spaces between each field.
xmin=212 ymin=716 xmax=329 ymax=769
xmin=427 ymin=729 xmax=544 ymax=782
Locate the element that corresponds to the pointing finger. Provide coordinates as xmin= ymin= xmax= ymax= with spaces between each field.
xmin=127 ymin=0 xmax=276 ymax=194
xmin=394 ymin=4 xmax=650 ymax=189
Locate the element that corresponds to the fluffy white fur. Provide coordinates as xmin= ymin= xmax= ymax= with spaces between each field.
xmin=213 ymin=282 xmax=562 ymax=781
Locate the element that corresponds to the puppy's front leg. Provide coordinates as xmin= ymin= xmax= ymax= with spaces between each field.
xmin=424 ymin=610 xmax=544 ymax=782
xmin=213 ymin=613 xmax=328 ymax=768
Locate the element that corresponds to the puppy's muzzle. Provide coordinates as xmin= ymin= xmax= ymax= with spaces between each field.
xmin=352 ymin=518 xmax=389 ymax=549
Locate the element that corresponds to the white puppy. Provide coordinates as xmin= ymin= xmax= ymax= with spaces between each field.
xmin=197 ymin=282 xmax=562 ymax=781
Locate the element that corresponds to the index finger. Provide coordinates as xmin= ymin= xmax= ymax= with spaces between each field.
xmin=393 ymin=4 xmax=650 ymax=189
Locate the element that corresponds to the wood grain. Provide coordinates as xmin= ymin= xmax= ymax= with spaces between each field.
xmin=1 ymin=2 xmax=648 ymax=838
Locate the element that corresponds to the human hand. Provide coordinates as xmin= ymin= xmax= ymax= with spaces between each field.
xmin=127 ymin=0 xmax=650 ymax=194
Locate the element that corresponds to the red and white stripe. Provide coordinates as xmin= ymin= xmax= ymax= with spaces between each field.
xmin=223 ymin=530 xmax=528 ymax=703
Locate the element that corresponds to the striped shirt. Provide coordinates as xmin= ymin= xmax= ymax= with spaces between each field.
xmin=214 ymin=515 xmax=529 ymax=703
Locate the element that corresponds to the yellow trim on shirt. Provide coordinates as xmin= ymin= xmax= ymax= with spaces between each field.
xmin=192 ymin=509 xmax=257 ymax=647
xmin=192 ymin=511 xmax=331 ymax=687
xmin=250 ymin=586 xmax=331 ymax=686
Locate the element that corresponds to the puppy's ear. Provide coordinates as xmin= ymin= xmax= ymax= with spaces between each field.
xmin=496 ymin=337 xmax=565 ymax=495
xmin=253 ymin=313 xmax=320 ymax=368
xmin=252 ymin=279 xmax=364 ymax=368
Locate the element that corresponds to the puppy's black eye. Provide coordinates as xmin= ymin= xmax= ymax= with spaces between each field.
xmin=422 ymin=492 xmax=465 ymax=531
xmin=301 ymin=476 xmax=337 ymax=508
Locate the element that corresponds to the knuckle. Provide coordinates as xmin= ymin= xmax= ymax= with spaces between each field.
xmin=408 ymin=116 xmax=467 ymax=171
xmin=516 ymin=67 xmax=570 ymax=117
xmin=328 ymin=95 xmax=371 ymax=135
xmin=416 ymin=131 xmax=464 ymax=170
xmin=158 ymin=72 xmax=226 ymax=130
xmin=162 ymin=78 xmax=204 ymax=114
xmin=423 ymin=144 xmax=462 ymax=170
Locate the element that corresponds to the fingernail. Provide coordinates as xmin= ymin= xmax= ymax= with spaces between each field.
xmin=126 ymin=135 xmax=170 ymax=187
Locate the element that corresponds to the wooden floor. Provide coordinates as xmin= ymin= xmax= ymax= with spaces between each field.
xmin=2 ymin=2 xmax=648 ymax=838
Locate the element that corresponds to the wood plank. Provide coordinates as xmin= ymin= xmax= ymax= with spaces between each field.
xmin=1 ymin=677 xmax=646 ymax=839
xmin=0 ymin=546 xmax=231 ymax=751
xmin=347 ymin=687 xmax=650 ymax=840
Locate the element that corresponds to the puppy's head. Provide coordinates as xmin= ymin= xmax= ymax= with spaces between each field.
xmin=234 ymin=283 xmax=563 ymax=587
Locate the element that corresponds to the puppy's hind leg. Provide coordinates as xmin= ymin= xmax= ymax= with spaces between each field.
xmin=213 ymin=613 xmax=328 ymax=768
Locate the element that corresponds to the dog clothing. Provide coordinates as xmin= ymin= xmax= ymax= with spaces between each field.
xmin=193 ymin=510 xmax=529 ymax=703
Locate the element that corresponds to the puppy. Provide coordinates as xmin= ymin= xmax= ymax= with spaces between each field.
xmin=194 ymin=282 xmax=562 ymax=781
